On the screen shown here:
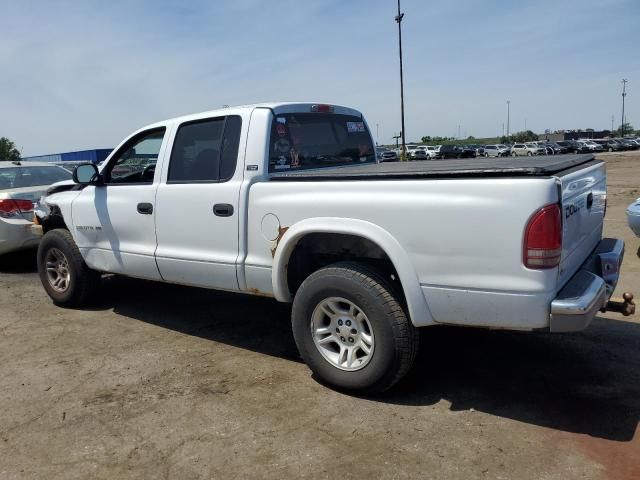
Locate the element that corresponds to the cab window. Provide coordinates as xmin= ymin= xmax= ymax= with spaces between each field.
xmin=168 ymin=115 xmax=242 ymax=183
xmin=106 ymin=128 xmax=166 ymax=184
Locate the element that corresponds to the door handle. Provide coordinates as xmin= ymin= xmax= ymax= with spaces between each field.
xmin=137 ymin=202 xmax=153 ymax=215
xmin=213 ymin=203 xmax=234 ymax=217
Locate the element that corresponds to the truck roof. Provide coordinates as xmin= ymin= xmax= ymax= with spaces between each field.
xmin=270 ymin=154 xmax=599 ymax=181
xmin=141 ymin=102 xmax=364 ymax=130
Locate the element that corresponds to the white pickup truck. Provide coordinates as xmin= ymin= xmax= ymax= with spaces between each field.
xmin=34 ymin=102 xmax=633 ymax=393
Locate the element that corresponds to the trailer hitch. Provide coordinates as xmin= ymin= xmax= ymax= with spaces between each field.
xmin=603 ymin=292 xmax=636 ymax=316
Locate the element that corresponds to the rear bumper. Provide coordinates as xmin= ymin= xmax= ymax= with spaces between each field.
xmin=549 ymin=238 xmax=624 ymax=332
xmin=0 ymin=218 xmax=40 ymax=255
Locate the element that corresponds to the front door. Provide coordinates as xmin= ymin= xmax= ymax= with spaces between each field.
xmin=154 ymin=115 xmax=243 ymax=291
xmin=71 ymin=128 xmax=168 ymax=280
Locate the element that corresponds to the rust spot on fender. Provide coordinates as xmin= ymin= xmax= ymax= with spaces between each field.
xmin=270 ymin=226 xmax=289 ymax=258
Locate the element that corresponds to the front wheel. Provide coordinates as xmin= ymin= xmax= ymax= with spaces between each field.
xmin=37 ymin=229 xmax=100 ymax=307
xmin=292 ymin=262 xmax=419 ymax=394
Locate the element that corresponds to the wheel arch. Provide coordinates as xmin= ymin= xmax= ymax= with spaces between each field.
xmin=272 ymin=217 xmax=435 ymax=327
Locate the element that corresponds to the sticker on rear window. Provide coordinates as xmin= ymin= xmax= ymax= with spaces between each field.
xmin=346 ymin=121 xmax=365 ymax=133
xmin=274 ymin=156 xmax=290 ymax=170
xmin=276 ymin=117 xmax=286 ymax=124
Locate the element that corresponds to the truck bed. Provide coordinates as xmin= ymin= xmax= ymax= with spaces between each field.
xmin=269 ymin=154 xmax=598 ymax=181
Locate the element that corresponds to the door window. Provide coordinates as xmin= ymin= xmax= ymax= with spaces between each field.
xmin=168 ymin=115 xmax=242 ymax=183
xmin=105 ymin=128 xmax=166 ymax=184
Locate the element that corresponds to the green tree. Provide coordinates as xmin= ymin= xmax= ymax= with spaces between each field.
xmin=0 ymin=137 xmax=21 ymax=162
xmin=618 ymin=122 xmax=634 ymax=136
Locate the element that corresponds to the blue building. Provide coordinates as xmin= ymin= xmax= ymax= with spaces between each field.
xmin=23 ymin=148 xmax=113 ymax=164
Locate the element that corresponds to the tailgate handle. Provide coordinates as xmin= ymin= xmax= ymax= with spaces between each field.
xmin=213 ymin=204 xmax=234 ymax=217
xmin=587 ymin=192 xmax=594 ymax=209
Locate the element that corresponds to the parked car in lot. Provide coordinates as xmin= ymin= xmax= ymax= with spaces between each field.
xmin=0 ymin=161 xmax=72 ymax=255
xmin=616 ymin=138 xmax=639 ymax=150
xmin=627 ymin=198 xmax=640 ymax=237
xmin=405 ymin=145 xmax=421 ymax=159
xmin=577 ymin=140 xmax=604 ymax=152
xmin=482 ymin=145 xmax=499 ymax=157
xmin=541 ymin=142 xmax=565 ymax=155
xmin=458 ymin=145 xmax=477 ymax=158
xmin=33 ymin=101 xmax=632 ymax=394
xmin=511 ymin=143 xmax=545 ymax=156
xmin=556 ymin=140 xmax=589 ymax=154
xmin=423 ymin=146 xmax=438 ymax=159
xmin=412 ymin=147 xmax=429 ymax=160
xmin=437 ymin=145 xmax=475 ymax=159
xmin=376 ymin=147 xmax=397 ymax=162
xmin=593 ymin=139 xmax=623 ymax=152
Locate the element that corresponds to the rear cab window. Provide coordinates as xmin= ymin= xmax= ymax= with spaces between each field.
xmin=268 ymin=113 xmax=375 ymax=173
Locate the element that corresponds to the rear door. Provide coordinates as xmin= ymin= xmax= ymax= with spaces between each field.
xmin=556 ymin=160 xmax=606 ymax=287
xmin=154 ymin=114 xmax=244 ymax=290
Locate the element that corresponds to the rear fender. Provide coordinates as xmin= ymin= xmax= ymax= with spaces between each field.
xmin=272 ymin=217 xmax=435 ymax=327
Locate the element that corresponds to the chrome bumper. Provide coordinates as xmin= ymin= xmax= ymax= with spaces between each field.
xmin=550 ymin=238 xmax=625 ymax=332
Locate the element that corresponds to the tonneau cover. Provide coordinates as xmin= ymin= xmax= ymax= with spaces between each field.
xmin=270 ymin=154 xmax=598 ymax=181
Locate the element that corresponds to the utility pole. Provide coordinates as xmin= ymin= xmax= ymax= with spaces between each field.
xmin=506 ymin=100 xmax=511 ymax=138
xmin=524 ymin=118 xmax=527 ymax=131
xmin=502 ymin=123 xmax=505 ymax=137
xmin=621 ymin=79 xmax=628 ymax=137
xmin=458 ymin=124 xmax=461 ymax=140
xmin=395 ymin=0 xmax=406 ymax=158
xmin=611 ymin=115 xmax=614 ymax=132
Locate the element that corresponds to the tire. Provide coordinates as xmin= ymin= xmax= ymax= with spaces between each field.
xmin=291 ymin=262 xmax=419 ymax=394
xmin=527 ymin=151 xmax=533 ymax=156
xmin=609 ymin=147 xmax=613 ymax=152
xmin=484 ymin=153 xmax=489 ymax=158
xmin=37 ymin=228 xmax=100 ymax=307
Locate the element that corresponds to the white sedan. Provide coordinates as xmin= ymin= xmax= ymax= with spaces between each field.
xmin=0 ymin=161 xmax=72 ymax=255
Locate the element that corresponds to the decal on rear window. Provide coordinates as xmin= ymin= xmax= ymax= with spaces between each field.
xmin=346 ymin=121 xmax=365 ymax=133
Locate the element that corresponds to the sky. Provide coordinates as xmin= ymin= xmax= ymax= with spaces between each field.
xmin=1 ymin=0 xmax=638 ymax=155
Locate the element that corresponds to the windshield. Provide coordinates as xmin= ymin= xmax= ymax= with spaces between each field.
xmin=268 ymin=113 xmax=375 ymax=172
xmin=0 ymin=165 xmax=72 ymax=190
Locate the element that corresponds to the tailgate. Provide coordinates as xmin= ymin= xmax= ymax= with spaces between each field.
xmin=556 ymin=160 xmax=606 ymax=288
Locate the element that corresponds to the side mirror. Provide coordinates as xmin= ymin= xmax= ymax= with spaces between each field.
xmin=73 ymin=163 xmax=101 ymax=185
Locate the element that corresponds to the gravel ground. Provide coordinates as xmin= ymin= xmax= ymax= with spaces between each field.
xmin=1 ymin=151 xmax=639 ymax=479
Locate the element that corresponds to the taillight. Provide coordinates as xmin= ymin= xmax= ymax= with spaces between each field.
xmin=0 ymin=199 xmax=34 ymax=219
xmin=523 ymin=204 xmax=562 ymax=269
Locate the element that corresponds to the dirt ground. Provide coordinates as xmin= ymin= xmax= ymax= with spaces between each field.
xmin=1 ymin=151 xmax=639 ymax=480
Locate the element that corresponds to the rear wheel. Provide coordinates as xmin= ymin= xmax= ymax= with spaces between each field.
xmin=527 ymin=151 xmax=533 ymax=156
xmin=292 ymin=262 xmax=419 ymax=394
xmin=37 ymin=229 xmax=100 ymax=307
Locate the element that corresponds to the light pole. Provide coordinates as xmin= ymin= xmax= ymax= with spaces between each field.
xmin=506 ymin=100 xmax=511 ymax=138
xmin=376 ymin=123 xmax=380 ymax=145
xmin=395 ymin=0 xmax=406 ymax=158
xmin=621 ymin=79 xmax=628 ymax=137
